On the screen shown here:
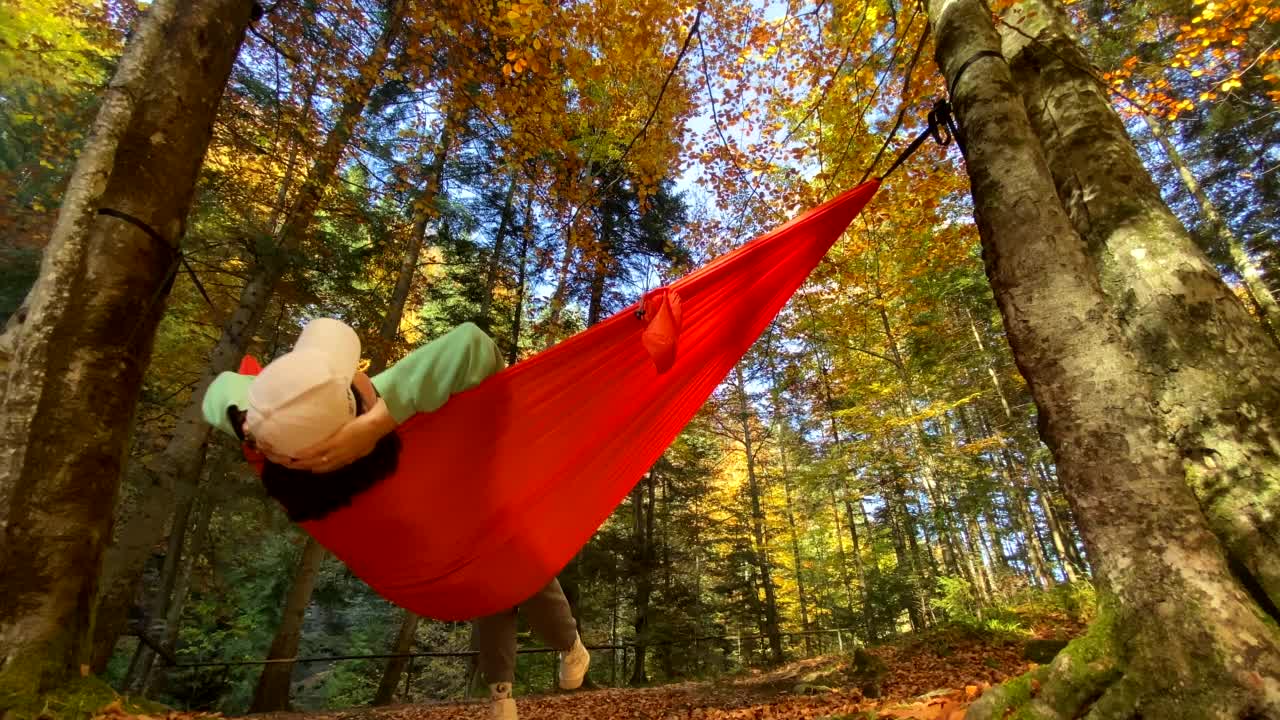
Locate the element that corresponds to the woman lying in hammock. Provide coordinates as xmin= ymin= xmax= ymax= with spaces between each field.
xmin=201 ymin=318 xmax=586 ymax=720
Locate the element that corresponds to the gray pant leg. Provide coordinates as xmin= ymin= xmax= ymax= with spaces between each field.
xmin=520 ymin=578 xmax=578 ymax=651
xmin=475 ymin=578 xmax=578 ymax=685
xmin=475 ymin=609 xmax=517 ymax=685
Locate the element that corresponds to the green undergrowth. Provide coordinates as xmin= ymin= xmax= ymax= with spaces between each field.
xmin=932 ymin=577 xmax=1096 ymax=639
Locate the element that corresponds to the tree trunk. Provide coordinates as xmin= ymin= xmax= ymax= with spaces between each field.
xmin=885 ymin=481 xmax=925 ymax=632
xmin=477 ymin=173 xmax=519 ymax=332
xmin=0 ymin=0 xmax=254 ymax=699
xmin=930 ymin=1 xmax=1280 ymax=714
xmin=732 ymin=367 xmax=784 ymax=663
xmin=629 ymin=477 xmax=654 ymax=685
xmin=1028 ymin=466 xmax=1086 ymax=578
xmin=121 ymin=445 xmax=208 ymax=693
xmin=90 ymin=3 xmax=406 ymax=669
xmin=1143 ymin=115 xmax=1280 ymax=347
xmin=782 ymin=476 xmax=812 ymax=653
xmin=508 ymin=191 xmax=534 ymax=365
xmin=1002 ymin=0 xmax=1280 ymax=610
xmin=138 ymin=491 xmax=216 ymax=696
xmin=250 ymin=537 xmax=327 ymax=713
xmin=827 ymin=489 xmax=859 ymax=616
xmin=369 ymin=126 xmax=450 ymax=374
xmin=545 ymin=225 xmax=575 ymax=342
xmin=373 ymin=611 xmax=420 ymax=705
xmin=1002 ymin=451 xmax=1052 ymax=588
xmin=808 ymin=352 xmax=864 ymax=620
xmin=877 ymin=305 xmax=967 ymax=580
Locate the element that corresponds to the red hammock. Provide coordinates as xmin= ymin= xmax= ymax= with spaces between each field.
xmin=288 ymin=181 xmax=879 ymax=620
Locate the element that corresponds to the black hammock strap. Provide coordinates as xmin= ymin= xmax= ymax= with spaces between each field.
xmin=878 ymin=98 xmax=960 ymax=181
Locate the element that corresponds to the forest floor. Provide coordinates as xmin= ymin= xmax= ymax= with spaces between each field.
xmin=88 ymin=609 xmax=1086 ymax=720
xmin=251 ymin=611 xmax=1083 ymax=720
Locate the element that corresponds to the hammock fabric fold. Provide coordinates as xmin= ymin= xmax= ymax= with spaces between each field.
xmin=298 ymin=180 xmax=880 ymax=620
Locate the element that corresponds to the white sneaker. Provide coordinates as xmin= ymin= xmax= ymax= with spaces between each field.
xmin=558 ymin=634 xmax=590 ymax=690
xmin=489 ymin=682 xmax=517 ymax=720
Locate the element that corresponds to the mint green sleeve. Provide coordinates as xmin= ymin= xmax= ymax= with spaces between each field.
xmin=371 ymin=322 xmax=506 ymax=424
xmin=202 ymin=371 xmax=254 ymax=438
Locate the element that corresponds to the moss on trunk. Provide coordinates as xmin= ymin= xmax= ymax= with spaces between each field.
xmin=2 ymin=676 xmax=167 ymax=720
xmin=970 ymin=594 xmax=1280 ymax=719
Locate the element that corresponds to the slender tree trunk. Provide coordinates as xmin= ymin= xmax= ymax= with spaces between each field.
xmin=369 ymin=125 xmax=451 ymax=374
xmin=967 ymin=517 xmax=998 ymax=599
xmin=809 ymin=351 xmax=866 ymax=619
xmin=121 ymin=446 xmax=208 ymax=693
xmin=508 ymin=191 xmax=534 ymax=365
xmin=373 ymin=612 xmax=420 ymax=705
xmin=782 ymin=477 xmax=812 ymax=652
xmin=931 ymin=1 xmax=1280 ymax=714
xmin=629 ymin=476 xmax=654 ymax=685
xmin=90 ymin=4 xmax=406 ymax=669
xmin=969 ymin=308 xmax=1078 ymax=585
xmin=1029 ymin=474 xmax=1081 ymax=583
xmin=1002 ymin=451 xmax=1052 ymax=588
xmin=1002 ymin=0 xmax=1280 ymax=610
xmin=1028 ymin=467 xmax=1086 ymax=577
xmin=138 ymin=492 xmax=216 ymax=696
xmin=1143 ymin=114 xmax=1280 ymax=347
xmin=477 ymin=173 xmax=519 ymax=331
xmin=878 ymin=306 xmax=968 ymax=580
xmin=250 ymin=537 xmax=327 ymax=712
xmin=0 ymin=0 xmax=254 ymax=699
xmin=886 ymin=482 xmax=926 ymax=632
xmin=545 ymin=227 xmax=575 ymax=341
xmin=828 ymin=490 xmax=858 ymax=617
xmin=733 ymin=367 xmax=784 ymax=662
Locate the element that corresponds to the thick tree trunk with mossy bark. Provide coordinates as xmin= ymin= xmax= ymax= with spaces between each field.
xmin=90 ymin=1 xmax=407 ymax=671
xmin=929 ymin=0 xmax=1280 ymax=716
xmin=1000 ymin=0 xmax=1280 ymax=612
xmin=0 ymin=0 xmax=255 ymax=704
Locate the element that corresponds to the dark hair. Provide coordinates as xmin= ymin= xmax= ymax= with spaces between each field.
xmin=229 ymin=388 xmax=401 ymax=522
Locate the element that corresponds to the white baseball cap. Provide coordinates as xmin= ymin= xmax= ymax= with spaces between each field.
xmin=245 ymin=318 xmax=362 ymax=457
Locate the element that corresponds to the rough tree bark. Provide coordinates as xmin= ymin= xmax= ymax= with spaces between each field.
xmin=930 ymin=0 xmax=1280 ymax=715
xmin=1002 ymin=0 xmax=1280 ymax=610
xmin=0 ymin=0 xmax=255 ymax=702
xmin=91 ymin=1 xmax=407 ymax=669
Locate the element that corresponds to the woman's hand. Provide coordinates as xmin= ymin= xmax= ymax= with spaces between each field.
xmin=287 ymin=398 xmax=399 ymax=473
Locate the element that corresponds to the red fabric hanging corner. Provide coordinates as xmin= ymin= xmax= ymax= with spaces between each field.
xmin=239 ymin=355 xmax=263 ymax=375
xmin=260 ymin=181 xmax=884 ymax=620
xmin=639 ymin=287 xmax=683 ymax=373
